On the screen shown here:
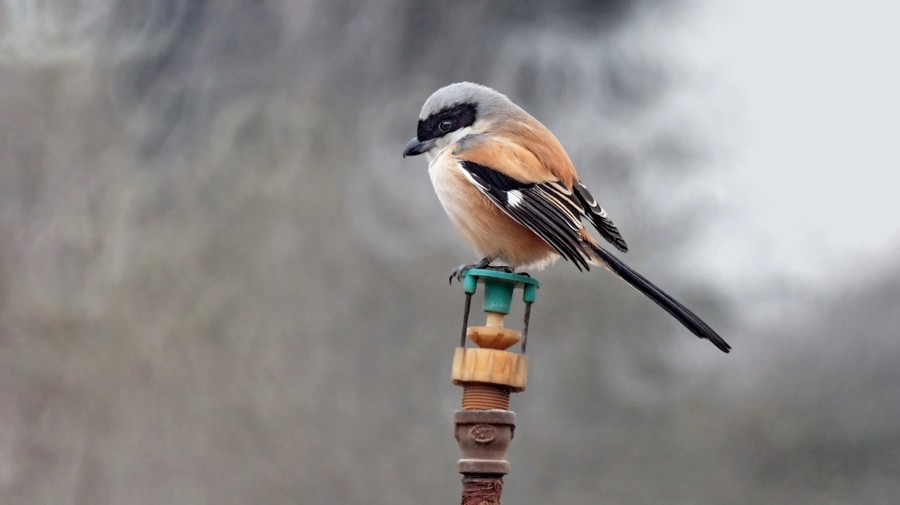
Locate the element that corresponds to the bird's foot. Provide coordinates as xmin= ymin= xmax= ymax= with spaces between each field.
xmin=515 ymin=271 xmax=531 ymax=278
xmin=448 ymin=257 xmax=499 ymax=284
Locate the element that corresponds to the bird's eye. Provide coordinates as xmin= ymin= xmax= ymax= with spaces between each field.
xmin=439 ymin=119 xmax=453 ymax=132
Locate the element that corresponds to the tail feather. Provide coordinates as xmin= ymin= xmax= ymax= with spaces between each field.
xmin=591 ymin=245 xmax=731 ymax=353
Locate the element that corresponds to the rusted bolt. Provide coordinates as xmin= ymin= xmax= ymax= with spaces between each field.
xmin=470 ymin=424 xmax=496 ymax=444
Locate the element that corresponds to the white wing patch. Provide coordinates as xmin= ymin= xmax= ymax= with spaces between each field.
xmin=507 ymin=190 xmax=523 ymax=207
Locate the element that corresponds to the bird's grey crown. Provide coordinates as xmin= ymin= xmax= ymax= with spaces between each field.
xmin=418 ymin=82 xmax=521 ymax=123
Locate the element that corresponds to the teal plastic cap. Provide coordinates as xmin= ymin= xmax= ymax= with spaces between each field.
xmin=462 ymin=269 xmax=540 ymax=314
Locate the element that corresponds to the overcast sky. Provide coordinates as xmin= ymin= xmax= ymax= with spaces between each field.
xmin=679 ymin=1 xmax=900 ymax=286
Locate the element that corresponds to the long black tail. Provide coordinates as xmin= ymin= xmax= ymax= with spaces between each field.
xmin=591 ymin=245 xmax=731 ymax=353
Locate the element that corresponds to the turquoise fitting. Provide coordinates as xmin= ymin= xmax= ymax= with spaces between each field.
xmin=462 ymin=269 xmax=540 ymax=314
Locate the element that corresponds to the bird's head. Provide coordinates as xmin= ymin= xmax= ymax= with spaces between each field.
xmin=402 ymin=82 xmax=518 ymax=160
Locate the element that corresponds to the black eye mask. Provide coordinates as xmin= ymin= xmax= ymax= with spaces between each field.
xmin=417 ymin=103 xmax=478 ymax=142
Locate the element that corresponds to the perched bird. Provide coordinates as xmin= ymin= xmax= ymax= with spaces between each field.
xmin=403 ymin=82 xmax=730 ymax=353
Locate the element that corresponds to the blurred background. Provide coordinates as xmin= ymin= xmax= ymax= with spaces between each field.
xmin=1 ymin=0 xmax=898 ymax=503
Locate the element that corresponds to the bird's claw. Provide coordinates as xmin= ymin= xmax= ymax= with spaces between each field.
xmin=449 ymin=264 xmax=471 ymax=285
xmin=448 ymin=263 xmax=515 ymax=284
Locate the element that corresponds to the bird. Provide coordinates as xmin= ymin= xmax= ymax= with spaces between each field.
xmin=402 ymin=82 xmax=730 ymax=353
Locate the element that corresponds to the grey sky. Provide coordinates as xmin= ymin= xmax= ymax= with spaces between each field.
xmin=683 ymin=0 xmax=900 ymax=284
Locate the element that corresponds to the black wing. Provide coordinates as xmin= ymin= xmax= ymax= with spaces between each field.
xmin=460 ymin=161 xmax=594 ymax=271
xmin=573 ymin=183 xmax=628 ymax=252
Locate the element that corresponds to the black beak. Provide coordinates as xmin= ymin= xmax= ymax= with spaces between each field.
xmin=403 ymin=137 xmax=432 ymax=158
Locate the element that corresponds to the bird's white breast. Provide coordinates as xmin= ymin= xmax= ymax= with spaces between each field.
xmin=427 ymin=149 xmax=470 ymax=226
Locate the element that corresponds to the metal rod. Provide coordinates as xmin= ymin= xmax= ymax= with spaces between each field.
xmin=521 ymin=302 xmax=532 ymax=353
xmin=460 ymin=293 xmax=473 ymax=347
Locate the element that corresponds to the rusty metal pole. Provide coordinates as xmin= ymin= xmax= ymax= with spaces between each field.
xmin=451 ymin=269 xmax=539 ymax=505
